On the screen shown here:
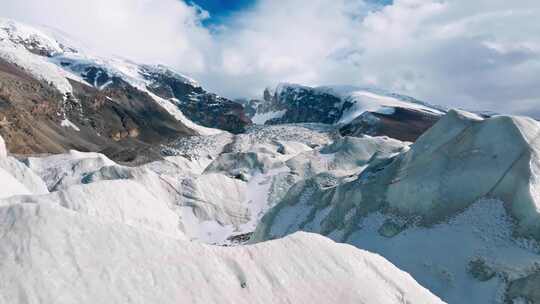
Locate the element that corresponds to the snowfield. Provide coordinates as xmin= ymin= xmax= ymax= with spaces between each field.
xmin=0 ymin=133 xmax=444 ymax=304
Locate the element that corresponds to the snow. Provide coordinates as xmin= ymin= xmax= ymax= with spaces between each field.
xmin=339 ymin=90 xmax=445 ymax=124
xmin=346 ymin=200 xmax=540 ymax=303
xmin=239 ymin=167 xmax=291 ymax=233
xmin=23 ymin=150 xmax=116 ymax=190
xmin=251 ymin=110 xmax=286 ymax=124
xmin=253 ymin=110 xmax=540 ymax=303
xmin=0 ymin=136 xmax=48 ymax=197
xmin=0 ymin=134 xmax=5 ymax=157
xmin=0 ymin=157 xmax=48 ymax=194
xmin=0 ymin=39 xmax=73 ymax=94
xmin=0 ymin=167 xmax=31 ymax=199
xmin=60 ymin=118 xmax=80 ymax=131
xmin=1 ymin=180 xmax=185 ymax=238
xmin=0 ymin=19 xmax=64 ymax=54
xmin=0 ymin=202 xmax=444 ymax=304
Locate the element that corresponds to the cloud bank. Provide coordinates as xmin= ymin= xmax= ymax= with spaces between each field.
xmin=2 ymin=0 xmax=540 ymax=115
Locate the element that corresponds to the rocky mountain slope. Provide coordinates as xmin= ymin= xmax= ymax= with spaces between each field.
xmin=244 ymin=83 xmax=446 ymax=141
xmin=252 ymin=110 xmax=540 ymax=303
xmin=0 ymin=132 xmax=445 ymax=304
xmin=0 ymin=19 xmax=250 ymax=162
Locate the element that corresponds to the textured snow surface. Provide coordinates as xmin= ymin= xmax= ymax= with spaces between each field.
xmin=253 ymin=110 xmax=540 ymax=303
xmin=0 ymin=157 xmax=48 ymax=195
xmin=0 ymin=167 xmax=31 ymax=199
xmin=0 ymin=136 xmax=47 ymax=198
xmin=24 ymin=150 xmax=116 ymax=190
xmin=252 ymin=110 xmax=287 ymax=124
xmin=60 ymin=118 xmax=80 ymax=131
xmin=0 ymin=134 xmax=5 ymax=157
xmin=338 ymin=90 xmax=445 ymax=124
xmin=0 ymin=202 xmax=443 ymax=304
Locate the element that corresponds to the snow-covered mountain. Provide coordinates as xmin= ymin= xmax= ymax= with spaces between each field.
xmin=252 ymin=110 xmax=540 ymax=303
xmin=244 ymin=83 xmax=446 ymax=141
xmin=0 ymin=18 xmax=250 ymax=162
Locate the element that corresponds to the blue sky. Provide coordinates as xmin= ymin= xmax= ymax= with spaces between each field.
xmin=191 ymin=0 xmax=393 ymax=26
xmin=190 ymin=0 xmax=256 ymax=25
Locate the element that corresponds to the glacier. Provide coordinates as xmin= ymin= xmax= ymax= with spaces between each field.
xmin=0 ymin=132 xmax=445 ymax=303
xmin=252 ymin=110 xmax=540 ymax=303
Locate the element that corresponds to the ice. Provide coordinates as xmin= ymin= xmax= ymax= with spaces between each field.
xmin=0 ymin=134 xmax=6 ymax=157
xmin=253 ymin=110 xmax=540 ymax=303
xmin=60 ymin=118 xmax=80 ymax=131
xmin=251 ymin=110 xmax=287 ymax=124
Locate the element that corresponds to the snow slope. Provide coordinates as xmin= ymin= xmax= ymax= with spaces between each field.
xmin=0 ymin=135 xmax=48 ymax=198
xmin=0 ymin=168 xmax=30 ymax=199
xmin=0 ymin=202 xmax=443 ymax=304
xmin=0 ymin=129 xmax=6 ymax=157
xmin=314 ymin=85 xmax=445 ymax=123
xmin=253 ymin=110 xmax=540 ymax=303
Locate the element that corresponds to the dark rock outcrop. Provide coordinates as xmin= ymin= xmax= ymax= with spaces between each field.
xmin=141 ymin=66 xmax=251 ymax=134
xmin=263 ymin=85 xmax=352 ymax=125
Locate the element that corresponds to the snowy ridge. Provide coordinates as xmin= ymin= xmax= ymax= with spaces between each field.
xmin=0 ymin=203 xmax=443 ymax=304
xmin=255 ymin=82 xmax=446 ymax=126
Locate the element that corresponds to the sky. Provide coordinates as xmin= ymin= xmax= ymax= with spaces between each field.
xmin=1 ymin=0 xmax=539 ymax=117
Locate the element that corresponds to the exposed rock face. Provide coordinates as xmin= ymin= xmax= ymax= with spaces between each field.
xmin=243 ymin=84 xmax=445 ymax=142
xmin=258 ymin=84 xmax=350 ymax=125
xmin=141 ymin=66 xmax=251 ymax=134
xmin=340 ymin=107 xmax=441 ymax=142
xmin=0 ymin=58 xmax=196 ymax=163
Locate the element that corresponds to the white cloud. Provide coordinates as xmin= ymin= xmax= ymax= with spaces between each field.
xmin=203 ymin=0 xmax=540 ymax=115
xmin=1 ymin=0 xmax=540 ymax=116
xmin=1 ymin=0 xmax=213 ymax=73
